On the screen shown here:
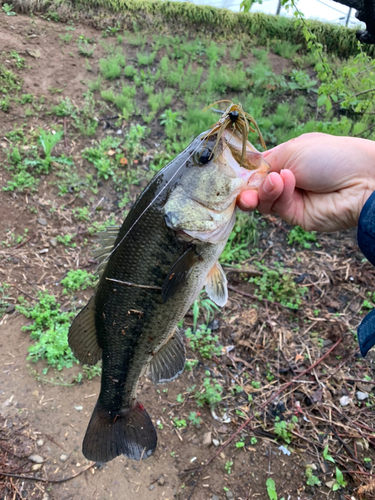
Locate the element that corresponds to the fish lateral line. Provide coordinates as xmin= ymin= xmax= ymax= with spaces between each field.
xmin=105 ymin=277 xmax=162 ymax=290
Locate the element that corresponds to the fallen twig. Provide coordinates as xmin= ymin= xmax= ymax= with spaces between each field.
xmin=180 ymin=338 xmax=342 ymax=485
xmin=0 ymin=462 xmax=95 ymax=483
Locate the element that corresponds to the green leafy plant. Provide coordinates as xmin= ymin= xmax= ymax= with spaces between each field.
xmin=17 ymin=293 xmax=77 ymax=372
xmin=332 ymin=467 xmax=347 ymax=491
xmin=288 ymin=226 xmax=317 ymax=249
xmin=185 ymin=325 xmax=221 ymax=359
xmin=99 ymin=53 xmax=126 ymax=80
xmin=224 ymin=460 xmax=233 ymax=474
xmin=3 ymin=171 xmax=39 ymax=193
xmin=137 ymin=51 xmax=156 ymax=66
xmin=191 ymin=294 xmax=219 ymax=331
xmin=188 ymin=412 xmax=202 ymax=427
xmin=266 ymin=478 xmax=278 ymax=500
xmin=2 ymin=3 xmax=16 ymax=15
xmin=323 ymin=444 xmax=335 ymax=463
xmin=78 ymin=41 xmax=95 ymax=58
xmin=250 ymin=263 xmax=308 ymax=309
xmin=173 ymin=418 xmax=187 ymax=429
xmin=220 ymin=212 xmax=259 ymax=264
xmin=235 ymin=439 xmax=245 ymax=449
xmin=195 ymin=372 xmax=223 ymax=407
xmin=305 ymin=465 xmax=321 ymax=487
xmin=185 ymin=359 xmax=198 ymax=372
xmin=59 ymin=33 xmax=72 ymax=43
xmin=274 ymin=416 xmax=298 ymax=444
xmin=61 ymin=269 xmax=97 ymax=294
xmin=9 ymin=50 xmax=25 ymax=69
xmin=56 ymin=234 xmax=76 ymax=247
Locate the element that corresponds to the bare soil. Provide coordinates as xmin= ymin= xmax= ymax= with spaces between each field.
xmin=1 ymin=10 xmax=375 ymax=500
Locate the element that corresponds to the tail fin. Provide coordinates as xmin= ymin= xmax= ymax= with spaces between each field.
xmin=82 ymin=402 xmax=157 ymax=462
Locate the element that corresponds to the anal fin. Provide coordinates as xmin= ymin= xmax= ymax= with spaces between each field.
xmin=205 ymin=261 xmax=228 ymax=307
xmin=68 ymin=296 xmax=102 ymax=365
xmin=147 ymin=331 xmax=186 ymax=384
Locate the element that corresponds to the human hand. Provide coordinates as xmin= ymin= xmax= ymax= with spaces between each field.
xmin=238 ymin=132 xmax=375 ymax=232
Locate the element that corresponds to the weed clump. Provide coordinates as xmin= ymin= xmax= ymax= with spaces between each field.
xmin=99 ymin=53 xmax=126 ymax=80
xmin=250 ymin=263 xmax=308 ymax=309
xmin=288 ymin=226 xmax=317 ymax=249
xmin=17 ymin=293 xmax=77 ymax=372
xmin=185 ymin=325 xmax=221 ymax=359
xmin=195 ymin=372 xmax=223 ymax=407
xmin=61 ymin=269 xmax=97 ymax=294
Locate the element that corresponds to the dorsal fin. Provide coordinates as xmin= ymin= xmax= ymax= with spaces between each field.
xmin=92 ymin=225 xmax=120 ymax=277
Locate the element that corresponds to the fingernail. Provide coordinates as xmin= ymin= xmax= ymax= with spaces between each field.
xmin=263 ymin=175 xmax=275 ymax=194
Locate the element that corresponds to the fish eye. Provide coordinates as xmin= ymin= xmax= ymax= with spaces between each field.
xmin=195 ymin=148 xmax=212 ymax=165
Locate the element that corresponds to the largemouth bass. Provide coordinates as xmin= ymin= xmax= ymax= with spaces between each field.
xmin=68 ymin=103 xmax=269 ymax=463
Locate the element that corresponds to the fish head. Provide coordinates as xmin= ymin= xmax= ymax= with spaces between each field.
xmin=164 ymin=129 xmax=270 ymax=244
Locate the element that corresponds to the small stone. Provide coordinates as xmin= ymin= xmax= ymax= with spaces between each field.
xmin=5 ymin=304 xmax=15 ymax=314
xmin=37 ymin=218 xmax=47 ymax=226
xmin=149 ymin=485 xmax=155 ymax=491
xmin=212 ymin=439 xmax=220 ymax=447
xmin=27 ymin=48 xmax=41 ymax=58
xmin=74 ymin=405 xmax=83 ymax=411
xmin=203 ymin=432 xmax=212 ymax=446
xmin=286 ymin=472 xmax=292 ymax=480
xmin=339 ymin=395 xmax=351 ymax=407
xmin=207 ymin=319 xmax=220 ymax=331
xmin=217 ymin=425 xmax=228 ymax=434
xmin=322 ymin=339 xmax=333 ymax=347
xmin=211 ymin=496 xmax=220 ymax=500
xmin=325 ymin=480 xmax=336 ymax=488
xmin=225 ymin=491 xmax=234 ymax=499
xmin=365 ymin=460 xmax=372 ymax=470
xmin=29 ymin=454 xmax=44 ymax=464
xmin=59 ymin=454 xmax=69 ymax=462
xmin=50 ymin=238 xmax=57 ymax=247
xmin=31 ymin=464 xmax=43 ymax=471
xmin=36 ymin=439 xmax=44 ymax=447
xmin=356 ymin=391 xmax=369 ymax=401
xmin=158 ymin=476 xmax=165 ymax=486
xmin=306 ymin=463 xmax=317 ymax=471
xmin=355 ymin=439 xmax=365 ymax=452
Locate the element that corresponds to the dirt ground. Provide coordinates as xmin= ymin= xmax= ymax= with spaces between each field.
xmin=1 ymin=8 xmax=375 ymax=500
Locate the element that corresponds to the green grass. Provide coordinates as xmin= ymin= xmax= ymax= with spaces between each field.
xmin=136 ymin=51 xmax=156 ymax=65
xmin=99 ymin=53 xmax=126 ymax=79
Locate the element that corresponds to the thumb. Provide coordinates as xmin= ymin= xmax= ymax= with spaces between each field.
xmin=263 ymin=141 xmax=295 ymax=173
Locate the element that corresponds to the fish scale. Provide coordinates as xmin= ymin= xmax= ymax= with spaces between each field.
xmin=68 ymin=105 xmax=270 ymax=463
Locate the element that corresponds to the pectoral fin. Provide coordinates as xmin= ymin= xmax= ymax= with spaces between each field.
xmin=68 ymin=296 xmax=102 ymax=365
xmin=147 ymin=331 xmax=186 ymax=384
xmin=205 ymin=261 xmax=228 ymax=307
xmin=161 ymin=247 xmax=197 ymax=302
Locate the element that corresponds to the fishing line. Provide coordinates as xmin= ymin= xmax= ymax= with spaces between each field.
xmin=101 ymin=138 xmax=205 ymax=264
